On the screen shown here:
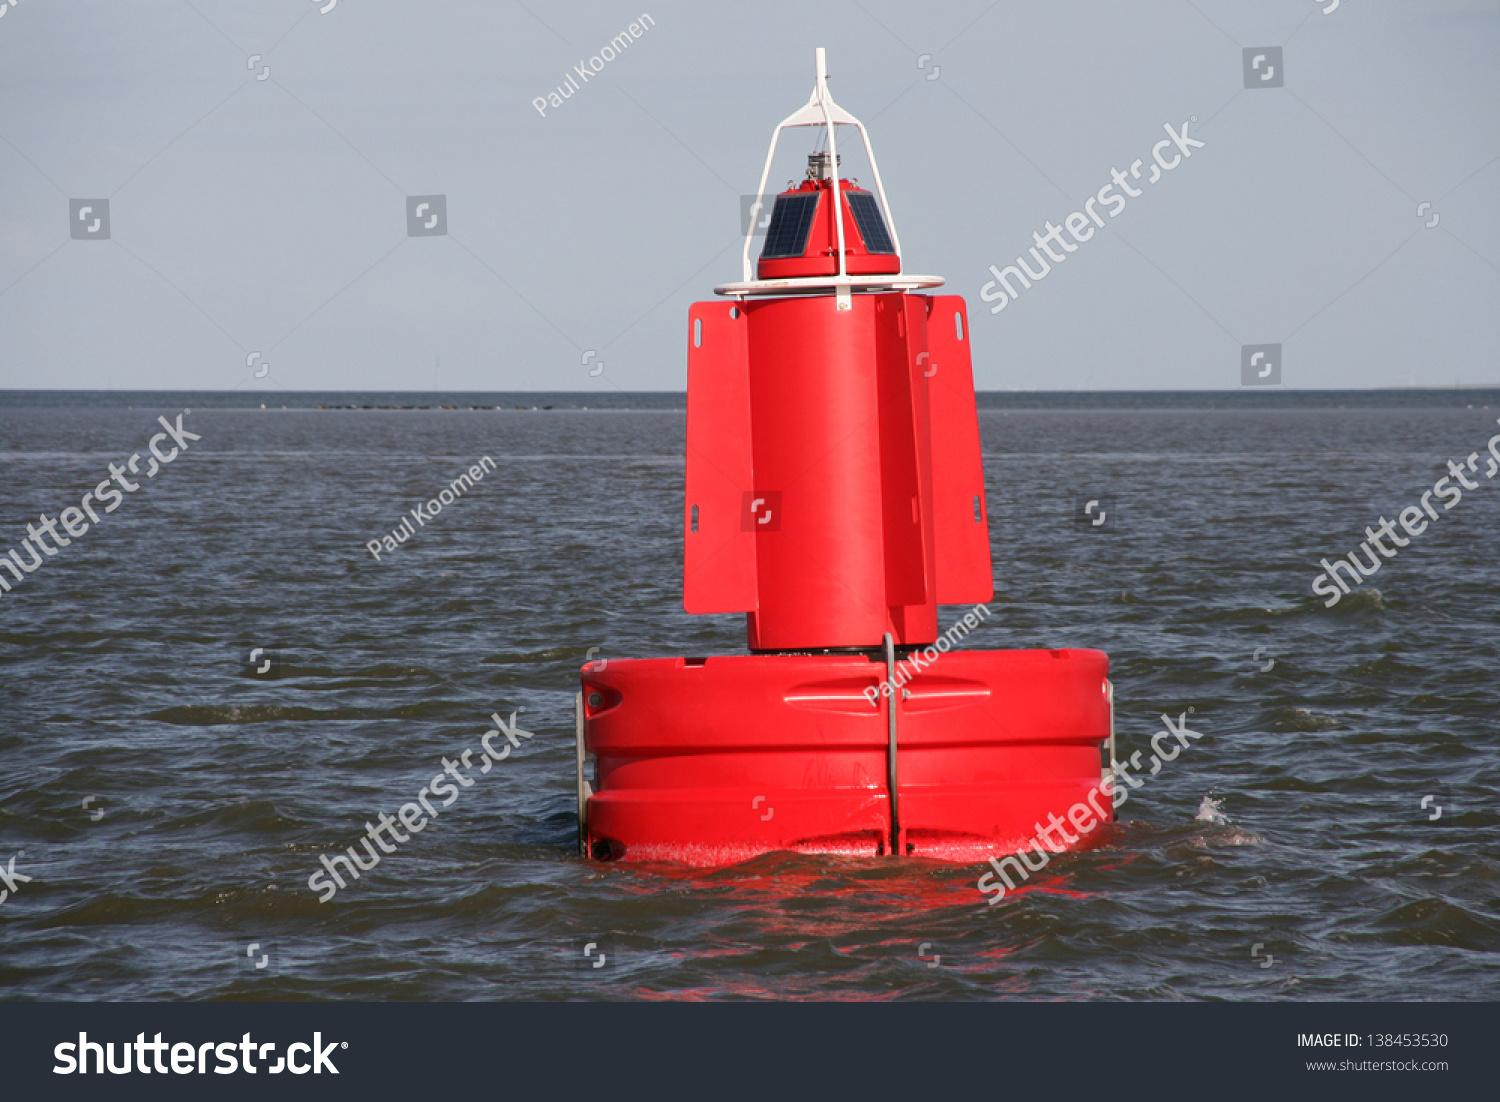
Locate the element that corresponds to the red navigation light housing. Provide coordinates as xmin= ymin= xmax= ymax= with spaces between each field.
xmin=757 ymin=172 xmax=903 ymax=280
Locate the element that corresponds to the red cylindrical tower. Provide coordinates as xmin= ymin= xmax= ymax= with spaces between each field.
xmin=742 ymin=293 xmax=937 ymax=650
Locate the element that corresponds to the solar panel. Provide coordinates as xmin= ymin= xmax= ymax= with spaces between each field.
xmin=760 ymin=193 xmax=820 ymax=259
xmin=846 ymin=191 xmax=896 ymax=254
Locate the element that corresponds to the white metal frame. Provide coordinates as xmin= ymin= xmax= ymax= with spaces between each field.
xmin=1104 ymin=679 xmax=1118 ymax=783
xmin=718 ymin=48 xmax=942 ymax=308
xmin=575 ymin=691 xmax=593 ymax=856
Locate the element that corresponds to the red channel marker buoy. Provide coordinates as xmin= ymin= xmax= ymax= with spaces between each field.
xmin=576 ymin=48 xmax=1113 ymax=865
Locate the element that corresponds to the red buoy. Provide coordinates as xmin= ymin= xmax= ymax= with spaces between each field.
xmin=577 ymin=49 xmax=1113 ymax=864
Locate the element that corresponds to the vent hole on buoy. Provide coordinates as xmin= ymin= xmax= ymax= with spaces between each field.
xmin=973 ymin=495 xmax=982 ymax=522
xmin=690 ymin=504 xmax=699 ymax=533
xmin=955 ymin=311 xmax=964 ymax=341
xmin=591 ymin=840 xmax=616 ymax=861
xmin=584 ymin=683 xmax=622 ymax=715
xmin=729 ymin=306 xmax=740 ymax=319
xmin=693 ymin=317 xmax=702 ymax=347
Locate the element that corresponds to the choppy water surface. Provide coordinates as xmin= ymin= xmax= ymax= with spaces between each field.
xmin=1 ymin=391 xmax=1497 ymax=1001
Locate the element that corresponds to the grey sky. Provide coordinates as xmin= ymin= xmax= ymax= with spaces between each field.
xmin=1 ymin=0 xmax=1496 ymax=392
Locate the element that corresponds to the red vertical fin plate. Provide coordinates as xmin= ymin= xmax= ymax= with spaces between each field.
xmin=924 ymin=296 xmax=994 ymax=604
xmin=684 ymin=301 xmax=756 ymax=614
xmin=877 ymin=296 xmax=928 ymax=609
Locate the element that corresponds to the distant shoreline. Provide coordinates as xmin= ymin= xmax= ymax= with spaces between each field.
xmin=2 ymin=388 xmax=1497 ymax=412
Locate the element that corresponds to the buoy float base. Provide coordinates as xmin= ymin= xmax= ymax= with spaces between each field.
xmin=578 ymin=648 xmax=1112 ymax=865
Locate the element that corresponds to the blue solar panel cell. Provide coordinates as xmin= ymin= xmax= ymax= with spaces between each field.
xmin=760 ymin=193 xmax=820 ymax=259
xmin=846 ymin=191 xmax=895 ymax=254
